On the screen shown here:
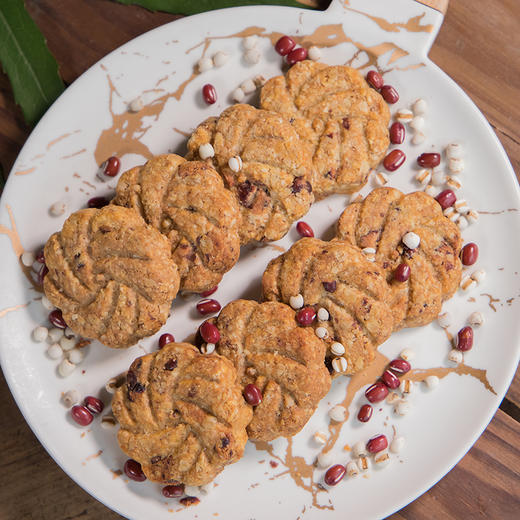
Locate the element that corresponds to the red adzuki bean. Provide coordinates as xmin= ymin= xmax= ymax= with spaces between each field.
xmin=296 ymin=221 xmax=314 ymax=238
xmin=124 ymin=459 xmax=146 ymax=482
xmin=456 ymin=326 xmax=474 ymax=351
xmin=162 ymin=484 xmax=184 ymax=498
xmin=366 ymin=70 xmax=383 ymax=90
xmin=461 ymin=243 xmax=478 ymax=266
xmin=383 ymin=149 xmax=406 ymax=171
xmin=158 ymin=333 xmax=175 ymax=349
xmin=84 ymin=396 xmax=104 ymax=414
xmin=388 ymin=358 xmax=411 ymax=374
xmin=296 ymin=307 xmax=316 ymax=326
xmin=287 ymin=47 xmax=307 ymax=65
xmin=365 ymin=382 xmax=389 ymax=403
xmin=357 ymin=404 xmax=373 ymax=422
xmin=202 ymin=84 xmax=217 ymax=105
xmin=324 ymin=464 xmax=346 ymax=486
xmin=103 ymin=156 xmax=120 ymax=177
xmin=275 ymin=35 xmax=296 ymax=56
xmin=381 ymin=369 xmax=400 ymax=389
xmin=37 ymin=264 xmax=48 ymax=285
xmin=87 ymin=197 xmax=109 ymax=209
xmin=196 ymin=299 xmax=221 ymax=315
xmin=243 ymin=384 xmax=262 ymax=406
xmin=380 ymin=85 xmax=399 ymax=104
xmin=366 ymin=434 xmax=388 ymax=453
xmin=49 ymin=309 xmax=67 ymax=329
xmin=394 ymin=263 xmax=411 ymax=282
xmin=71 ymin=405 xmax=93 ymax=426
xmin=417 ymin=152 xmax=441 ymax=168
xmin=389 ymin=122 xmax=405 ymax=144
xmin=435 ymin=189 xmax=457 ymax=210
xmin=200 ymin=321 xmax=220 ymax=344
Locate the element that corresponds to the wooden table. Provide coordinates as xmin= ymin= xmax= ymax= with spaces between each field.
xmin=0 ymin=1 xmax=519 ymax=518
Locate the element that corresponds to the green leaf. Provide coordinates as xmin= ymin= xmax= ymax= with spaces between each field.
xmin=0 ymin=0 xmax=64 ymax=126
xmin=113 ymin=0 xmax=320 ymax=16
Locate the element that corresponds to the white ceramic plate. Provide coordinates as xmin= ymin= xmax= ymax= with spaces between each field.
xmin=1 ymin=0 xmax=519 ymax=518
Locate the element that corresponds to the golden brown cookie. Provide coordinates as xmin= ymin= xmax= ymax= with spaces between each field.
xmin=260 ymin=60 xmax=390 ymax=198
xmin=210 ymin=300 xmax=330 ymax=441
xmin=262 ymin=238 xmax=394 ymax=376
xmin=335 ymin=187 xmax=462 ymax=329
xmin=43 ymin=206 xmax=179 ymax=348
xmin=112 ymin=154 xmax=240 ymax=293
xmin=186 ymin=103 xmax=314 ymax=243
xmin=112 ymin=342 xmax=252 ymax=486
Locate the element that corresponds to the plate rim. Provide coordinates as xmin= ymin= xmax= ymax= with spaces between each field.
xmin=1 ymin=3 xmax=519 ymax=519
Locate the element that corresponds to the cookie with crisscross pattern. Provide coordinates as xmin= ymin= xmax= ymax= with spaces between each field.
xmin=186 ymin=104 xmax=314 ymax=243
xmin=260 ymin=60 xmax=390 ymax=198
xmin=335 ymin=187 xmax=462 ymax=329
xmin=43 ymin=205 xmax=179 ymax=348
xmin=262 ymin=238 xmax=394 ymax=376
xmin=113 ymin=154 xmax=240 ymax=293
xmin=112 ymin=342 xmax=252 ymax=485
xmin=212 ymin=300 xmax=330 ymax=441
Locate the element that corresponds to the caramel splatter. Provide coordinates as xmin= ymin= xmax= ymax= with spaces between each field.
xmin=82 ymin=180 xmax=96 ymax=190
xmin=173 ymin=127 xmax=192 ymax=138
xmin=82 ymin=449 xmax=103 ymax=465
xmin=0 ymin=302 xmax=29 ymax=318
xmin=14 ymin=167 xmax=35 ymax=176
xmin=478 ymin=208 xmax=519 ymax=214
xmin=481 ymin=293 xmax=500 ymax=312
xmin=47 ymin=130 xmax=81 ymax=150
xmin=0 ymin=205 xmax=24 ymax=257
xmin=95 ymin=23 xmax=420 ymax=165
xmin=61 ymin=148 xmax=87 ymax=159
xmin=94 ymin=64 xmax=197 ymax=165
xmin=252 ymin=242 xmax=286 ymax=253
xmin=110 ymin=469 xmax=123 ymax=479
xmin=254 ymin=439 xmax=332 ymax=511
xmin=345 ymin=9 xmax=434 ymax=33
xmin=323 ymin=351 xmax=389 ymax=453
xmin=408 ymin=364 xmax=496 ymax=395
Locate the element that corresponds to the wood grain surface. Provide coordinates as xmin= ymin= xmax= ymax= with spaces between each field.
xmin=0 ymin=1 xmax=519 ymax=519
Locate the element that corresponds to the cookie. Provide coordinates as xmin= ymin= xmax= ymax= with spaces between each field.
xmin=186 ymin=103 xmax=314 ymax=243
xmin=262 ymin=238 xmax=394 ymax=375
xmin=113 ymin=154 xmax=240 ymax=293
xmin=335 ymin=187 xmax=462 ymax=329
xmin=260 ymin=60 xmax=390 ymax=198
xmin=112 ymin=342 xmax=252 ymax=486
xmin=43 ymin=205 xmax=179 ymax=348
xmin=211 ymin=300 xmax=330 ymax=441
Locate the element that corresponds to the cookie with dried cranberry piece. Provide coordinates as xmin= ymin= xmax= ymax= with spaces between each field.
xmin=212 ymin=300 xmax=330 ymax=441
xmin=43 ymin=205 xmax=179 ymax=348
xmin=113 ymin=154 xmax=240 ymax=293
xmin=262 ymin=238 xmax=394 ymax=376
xmin=335 ymin=187 xmax=462 ymax=329
xmin=186 ymin=104 xmax=314 ymax=243
xmin=260 ymin=60 xmax=390 ymax=198
xmin=112 ymin=342 xmax=252 ymax=486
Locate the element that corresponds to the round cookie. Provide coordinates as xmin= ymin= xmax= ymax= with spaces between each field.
xmin=260 ymin=60 xmax=390 ymax=198
xmin=211 ymin=300 xmax=330 ymax=441
xmin=112 ymin=342 xmax=252 ymax=486
xmin=186 ymin=103 xmax=314 ymax=244
xmin=43 ymin=205 xmax=179 ymax=348
xmin=113 ymin=154 xmax=240 ymax=293
xmin=335 ymin=187 xmax=462 ymax=329
xmin=262 ymin=238 xmax=394 ymax=376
